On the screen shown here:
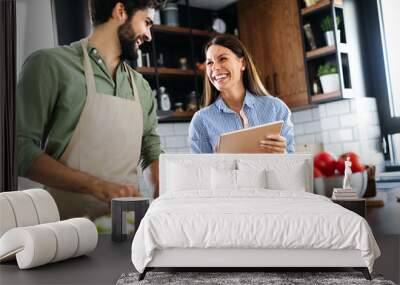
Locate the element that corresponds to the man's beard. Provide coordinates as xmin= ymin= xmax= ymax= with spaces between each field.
xmin=118 ymin=20 xmax=139 ymax=61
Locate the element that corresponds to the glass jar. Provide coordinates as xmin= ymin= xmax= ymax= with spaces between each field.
xmin=186 ymin=91 xmax=198 ymax=112
xmin=175 ymin=102 xmax=184 ymax=112
xmin=162 ymin=3 xmax=179 ymax=26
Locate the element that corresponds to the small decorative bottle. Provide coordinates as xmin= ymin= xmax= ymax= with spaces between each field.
xmin=312 ymin=79 xmax=320 ymax=95
xmin=159 ymin=86 xmax=171 ymax=111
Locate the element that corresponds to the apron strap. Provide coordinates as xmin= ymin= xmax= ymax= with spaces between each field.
xmin=80 ymin=39 xmax=97 ymax=95
xmin=123 ymin=62 xmax=140 ymax=102
xmin=80 ymin=39 xmax=139 ymax=102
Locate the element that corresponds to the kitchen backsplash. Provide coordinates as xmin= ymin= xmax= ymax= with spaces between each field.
xmin=293 ymin=97 xmax=384 ymax=170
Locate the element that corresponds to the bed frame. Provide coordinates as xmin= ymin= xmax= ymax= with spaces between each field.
xmin=140 ymin=248 xmax=370 ymax=280
xmin=139 ymin=154 xmax=371 ymax=280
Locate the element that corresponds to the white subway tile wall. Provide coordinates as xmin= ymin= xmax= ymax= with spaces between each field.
xmin=292 ymin=97 xmax=385 ymax=171
xmin=321 ymin=116 xmax=340 ymax=130
xmin=292 ymin=109 xmax=313 ymax=123
xmin=292 ymin=107 xmax=324 ymax=146
xmin=339 ymin=113 xmax=358 ymax=127
xmin=157 ymin=122 xmax=191 ymax=153
xmin=325 ymin=100 xmax=351 ymax=116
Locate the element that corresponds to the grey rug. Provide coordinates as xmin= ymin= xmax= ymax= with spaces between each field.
xmin=117 ymin=271 xmax=396 ymax=285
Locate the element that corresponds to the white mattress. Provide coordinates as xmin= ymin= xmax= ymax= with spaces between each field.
xmin=131 ymin=190 xmax=380 ymax=273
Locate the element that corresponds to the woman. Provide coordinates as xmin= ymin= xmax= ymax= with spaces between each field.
xmin=189 ymin=35 xmax=295 ymax=153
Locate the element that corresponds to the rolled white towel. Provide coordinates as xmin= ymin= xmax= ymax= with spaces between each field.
xmin=1 ymin=192 xmax=39 ymax=227
xmin=67 ymin=218 xmax=98 ymax=257
xmin=0 ymin=190 xmax=60 ymax=239
xmin=24 ymin=189 xmax=60 ymax=224
xmin=42 ymin=221 xmax=79 ymax=262
xmin=0 ymin=225 xmax=57 ymax=268
xmin=0 ymin=196 xmax=17 ymax=237
xmin=0 ymin=218 xmax=98 ymax=269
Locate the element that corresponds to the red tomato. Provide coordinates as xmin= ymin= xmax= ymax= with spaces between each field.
xmin=314 ymin=167 xmax=323 ymax=178
xmin=336 ymin=152 xmax=365 ymax=174
xmin=336 ymin=156 xmax=346 ymax=175
xmin=314 ymin=151 xmax=336 ymax=177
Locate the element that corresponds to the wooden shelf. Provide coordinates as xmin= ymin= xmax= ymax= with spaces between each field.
xmin=135 ymin=67 xmax=156 ymax=75
xmin=301 ymin=0 xmax=343 ymax=16
xmin=152 ymin=24 xmax=216 ymax=37
xmin=158 ymin=110 xmax=196 ymax=123
xmin=171 ymin=111 xmax=196 ymax=117
xmin=311 ymin=90 xmax=342 ymax=103
xmin=136 ymin=67 xmax=195 ymax=76
xmin=306 ymin=45 xmax=336 ymax=60
xmin=192 ymin=29 xmax=218 ymax=37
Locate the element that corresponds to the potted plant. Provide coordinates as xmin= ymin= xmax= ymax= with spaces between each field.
xmin=320 ymin=15 xmax=341 ymax=46
xmin=317 ymin=63 xmax=340 ymax=93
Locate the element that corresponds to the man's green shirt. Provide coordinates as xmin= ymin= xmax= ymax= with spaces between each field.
xmin=17 ymin=40 xmax=161 ymax=176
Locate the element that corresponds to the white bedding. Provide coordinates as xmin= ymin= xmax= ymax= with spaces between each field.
xmin=131 ymin=190 xmax=380 ymax=273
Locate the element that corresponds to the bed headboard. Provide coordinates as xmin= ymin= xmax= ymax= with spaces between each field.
xmin=159 ymin=154 xmax=313 ymax=195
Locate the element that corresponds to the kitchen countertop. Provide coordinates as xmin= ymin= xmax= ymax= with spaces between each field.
xmin=1 ymin=183 xmax=399 ymax=285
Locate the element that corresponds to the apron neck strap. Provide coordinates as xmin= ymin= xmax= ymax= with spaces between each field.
xmin=81 ymin=39 xmax=140 ymax=102
xmin=123 ymin=62 xmax=140 ymax=102
xmin=80 ymin=38 xmax=97 ymax=95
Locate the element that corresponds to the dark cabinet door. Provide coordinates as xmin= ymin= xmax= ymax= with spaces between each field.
xmin=238 ymin=0 xmax=274 ymax=94
xmin=238 ymin=0 xmax=309 ymax=108
xmin=267 ymin=0 xmax=309 ymax=107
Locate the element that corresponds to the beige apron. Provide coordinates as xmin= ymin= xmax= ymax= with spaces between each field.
xmin=46 ymin=39 xmax=143 ymax=220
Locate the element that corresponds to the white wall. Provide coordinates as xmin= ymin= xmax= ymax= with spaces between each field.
xmin=16 ymin=0 xmax=57 ymax=76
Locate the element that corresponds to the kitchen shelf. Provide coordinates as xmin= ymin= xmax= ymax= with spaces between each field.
xmin=158 ymin=110 xmax=196 ymax=123
xmin=301 ymin=0 xmax=343 ymax=16
xmin=152 ymin=24 xmax=217 ymax=37
xmin=137 ymin=2 xmax=237 ymax=123
xmin=306 ymin=45 xmax=336 ymax=60
xmin=136 ymin=67 xmax=195 ymax=76
xmin=310 ymin=90 xmax=341 ymax=103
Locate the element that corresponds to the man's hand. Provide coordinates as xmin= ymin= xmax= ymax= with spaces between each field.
xmin=90 ymin=179 xmax=140 ymax=204
xmin=27 ymin=153 xmax=141 ymax=206
xmin=259 ymin=134 xmax=287 ymax=153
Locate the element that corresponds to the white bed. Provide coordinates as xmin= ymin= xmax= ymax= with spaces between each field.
xmin=131 ymin=154 xmax=380 ymax=280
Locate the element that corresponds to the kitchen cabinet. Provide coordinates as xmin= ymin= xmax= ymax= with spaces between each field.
xmin=238 ymin=0 xmax=309 ymax=109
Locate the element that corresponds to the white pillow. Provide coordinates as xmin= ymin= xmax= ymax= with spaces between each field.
xmin=211 ymin=169 xmax=267 ymax=190
xmin=238 ymin=159 xmax=309 ymax=191
xmin=167 ymin=163 xmax=210 ymax=191
xmin=211 ymin=168 xmax=236 ymax=190
xmin=266 ymin=167 xmax=307 ymax=191
xmin=237 ymin=169 xmax=267 ymax=189
xmin=167 ymin=160 xmax=235 ymax=192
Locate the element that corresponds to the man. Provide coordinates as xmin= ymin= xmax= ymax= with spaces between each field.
xmin=17 ymin=0 xmax=164 ymax=220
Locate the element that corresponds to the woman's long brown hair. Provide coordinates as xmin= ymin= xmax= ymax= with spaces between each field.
xmin=203 ymin=35 xmax=270 ymax=107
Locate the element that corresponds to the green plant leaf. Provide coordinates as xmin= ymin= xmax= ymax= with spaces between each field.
xmin=317 ymin=63 xmax=338 ymax=77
